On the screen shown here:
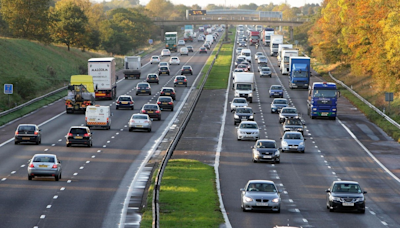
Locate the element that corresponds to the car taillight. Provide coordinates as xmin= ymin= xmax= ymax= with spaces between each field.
xmin=160 ymin=92 xmax=164 ymax=95
xmin=34 ymin=131 xmax=39 ymax=135
xmin=29 ymin=164 xmax=34 ymax=168
xmin=171 ymin=92 xmax=175 ymax=94
xmin=84 ymin=133 xmax=90 ymax=137
xmin=184 ymin=79 xmax=187 ymax=82
xmin=146 ymin=87 xmax=150 ymax=89
xmin=52 ymin=164 xmax=58 ymax=168
xmin=144 ymin=121 xmax=150 ymax=123
xmin=131 ymin=120 xmax=135 ymax=123
xmin=157 ymin=102 xmax=161 ymax=104
xmin=168 ymin=102 xmax=173 ymax=105
xmin=85 ymin=117 xmax=87 ymax=121
xmin=155 ymin=110 xmax=160 ymax=113
xmin=68 ymin=133 xmax=73 ymax=137
xmin=117 ymin=101 xmax=120 ymax=104
xmin=15 ymin=131 xmax=18 ymax=135
xmin=142 ymin=110 xmax=146 ymax=113
xmin=106 ymin=117 xmax=109 ymax=123
xmin=130 ymin=101 xmax=133 ymax=104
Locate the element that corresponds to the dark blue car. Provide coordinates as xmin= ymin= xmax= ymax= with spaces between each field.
xmin=269 ymin=85 xmax=284 ymax=98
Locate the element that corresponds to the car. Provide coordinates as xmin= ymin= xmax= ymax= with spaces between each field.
xmin=280 ymin=131 xmax=305 ymax=153
xmin=269 ymin=85 xmax=284 ymax=98
xmin=187 ymin=45 xmax=194 ymax=52
xmin=240 ymin=61 xmax=251 ymax=71
xmin=198 ymin=36 xmax=205 ymax=42
xmin=161 ymin=49 xmax=171 ymax=57
xmin=236 ymin=64 xmax=248 ymax=72
xmin=230 ymin=97 xmax=248 ymax=112
xmin=236 ymin=47 xmax=243 ymax=55
xmin=181 ymin=65 xmax=193 ymax=75
xmin=160 ymin=87 xmax=176 ymax=100
xmin=128 ymin=113 xmax=152 ymax=132
xmin=169 ymin=56 xmax=180 ymax=65
xmin=180 ymin=47 xmax=189 ymax=56
xmin=217 ymin=28 xmax=223 ymax=32
xmin=150 ymin=55 xmax=160 ymax=64
xmin=66 ymin=126 xmax=92 ymax=147
xmin=271 ymin=98 xmax=289 ymax=113
xmin=279 ymin=107 xmax=299 ymax=123
xmin=27 ymin=154 xmax=62 ymax=181
xmin=254 ymin=52 xmax=264 ymax=60
xmin=116 ymin=95 xmax=134 ymax=110
xmin=146 ymin=73 xmax=159 ymax=84
xmin=203 ymin=43 xmax=210 ymax=50
xmin=199 ymin=47 xmax=207 ymax=53
xmin=251 ymin=139 xmax=280 ymax=163
xmin=326 ymin=181 xmax=367 ymax=213
xmin=158 ymin=66 xmax=170 ymax=75
xmin=237 ymin=38 xmax=243 ymax=44
xmin=178 ymin=40 xmax=185 ymax=46
xmin=237 ymin=121 xmax=259 ymax=141
xmin=283 ymin=118 xmax=304 ymax=135
xmin=136 ymin=82 xmax=151 ymax=95
xmin=239 ymin=41 xmax=247 ymax=47
xmin=174 ymin=75 xmax=188 ymax=87
xmin=240 ymin=180 xmax=281 ymax=212
xmin=140 ymin=104 xmax=161 ymax=121
xmin=158 ymin=62 xmax=169 ymax=68
xmin=157 ymin=96 xmax=174 ymax=111
xmin=260 ymin=67 xmax=272 ymax=77
xmin=235 ymin=56 xmax=247 ymax=66
xmin=258 ymin=56 xmax=268 ymax=64
xmin=14 ymin=124 xmax=41 ymax=145
xmin=233 ymin=107 xmax=255 ymax=125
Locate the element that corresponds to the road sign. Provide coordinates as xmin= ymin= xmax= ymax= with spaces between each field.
xmin=149 ymin=39 xmax=153 ymax=45
xmin=4 ymin=84 xmax=13 ymax=94
xmin=385 ymin=92 xmax=393 ymax=102
xmin=188 ymin=10 xmax=206 ymax=16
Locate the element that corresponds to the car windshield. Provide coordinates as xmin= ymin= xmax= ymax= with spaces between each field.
xmin=274 ymin=100 xmax=287 ymax=104
xmin=236 ymin=84 xmax=252 ymax=90
xmin=233 ymin=99 xmax=246 ymax=103
xmin=236 ymin=108 xmax=252 ymax=114
xmin=247 ymin=183 xmax=277 ymax=192
xmin=70 ymin=128 xmax=87 ymax=134
xmin=259 ymin=57 xmax=267 ymax=60
xmin=282 ymin=109 xmax=296 ymax=113
xmin=148 ymin=75 xmax=157 ymax=78
xmin=33 ymin=156 xmax=55 ymax=163
xmin=313 ymin=89 xmax=337 ymax=98
xmin=119 ymin=97 xmax=131 ymax=101
xmin=271 ymin=86 xmax=282 ymax=90
xmin=133 ymin=115 xmax=147 ymax=120
xmin=284 ymin=133 xmax=302 ymax=140
xmin=262 ymin=68 xmax=270 ymax=71
xmin=286 ymin=119 xmax=302 ymax=125
xmin=332 ymin=183 xmax=362 ymax=193
xmin=172 ymin=58 xmax=178 ymax=60
xmin=18 ymin=126 xmax=35 ymax=131
xmin=240 ymin=123 xmax=258 ymax=129
xmin=257 ymin=141 xmax=276 ymax=148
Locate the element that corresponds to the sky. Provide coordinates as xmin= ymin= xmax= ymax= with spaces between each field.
xmin=91 ymin=0 xmax=323 ymax=8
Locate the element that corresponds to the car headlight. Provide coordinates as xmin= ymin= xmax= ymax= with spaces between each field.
xmin=332 ymin=109 xmax=337 ymax=111
xmin=272 ymin=198 xmax=280 ymax=203
xmin=249 ymin=116 xmax=254 ymax=119
xmin=299 ymin=142 xmax=304 ymax=146
xmin=354 ymin=197 xmax=364 ymax=202
xmin=329 ymin=196 xmax=341 ymax=201
xmin=234 ymin=114 xmax=239 ymax=118
xmin=281 ymin=141 xmax=288 ymax=147
xmin=243 ymin=196 xmax=253 ymax=202
xmin=271 ymin=105 xmax=276 ymax=109
xmin=297 ymin=128 xmax=303 ymax=131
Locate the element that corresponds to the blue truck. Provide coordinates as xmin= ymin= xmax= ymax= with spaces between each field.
xmin=307 ymin=82 xmax=338 ymax=120
xmin=288 ymin=57 xmax=311 ymax=89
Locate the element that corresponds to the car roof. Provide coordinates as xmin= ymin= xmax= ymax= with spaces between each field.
xmin=240 ymin=121 xmax=257 ymax=124
xmin=247 ymin=180 xmax=275 ymax=184
xmin=257 ymin=139 xmax=276 ymax=143
xmin=132 ymin=113 xmax=148 ymax=117
xmin=282 ymin=107 xmax=296 ymax=110
xmin=271 ymin=85 xmax=282 ymax=88
xmin=332 ymin=180 xmax=360 ymax=185
xmin=162 ymin=87 xmax=174 ymax=90
xmin=18 ymin=124 xmax=38 ymax=126
xmin=233 ymin=97 xmax=247 ymax=100
xmin=32 ymin=153 xmax=57 ymax=157
xmin=283 ymin=131 xmax=302 ymax=135
xmin=70 ymin=126 xmax=89 ymax=129
xmin=175 ymin=75 xmax=186 ymax=78
xmin=158 ymin=96 xmax=172 ymax=99
xmin=118 ymin=95 xmax=132 ymax=98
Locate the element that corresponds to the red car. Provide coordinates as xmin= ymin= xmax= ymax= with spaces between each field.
xmin=236 ymin=64 xmax=248 ymax=72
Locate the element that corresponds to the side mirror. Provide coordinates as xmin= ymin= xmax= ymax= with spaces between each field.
xmin=251 ymin=146 xmax=254 ymax=149
xmin=304 ymin=138 xmax=306 ymax=141
xmin=326 ymin=189 xmax=331 ymax=193
xmin=240 ymin=188 xmax=245 ymax=191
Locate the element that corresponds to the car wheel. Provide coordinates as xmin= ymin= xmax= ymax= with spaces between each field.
xmin=28 ymin=175 xmax=32 ymax=180
xmin=158 ymin=117 xmax=161 ymax=121
xmin=116 ymin=106 xmax=119 ymax=110
xmin=136 ymin=93 xmax=138 ymax=95
xmin=129 ymin=128 xmax=132 ymax=132
xmin=276 ymin=207 xmax=281 ymax=213
xmin=55 ymin=174 xmax=60 ymax=181
xmin=252 ymin=158 xmax=257 ymax=163
xmin=149 ymin=93 xmax=151 ymax=95
xmin=171 ymin=108 xmax=174 ymax=111
xmin=359 ymin=209 xmax=365 ymax=214
xmin=301 ymin=150 xmax=305 ymax=153
xmin=276 ymin=158 xmax=280 ymax=164
xmin=88 ymin=141 xmax=92 ymax=147
xmin=36 ymin=140 xmax=39 ymax=145
xmin=131 ymin=106 xmax=134 ymax=110
xmin=329 ymin=208 xmax=335 ymax=212
xmin=66 ymin=143 xmax=70 ymax=147
xmin=174 ymin=84 xmax=176 ymax=87
xmin=14 ymin=141 xmax=18 ymax=145
xmin=148 ymin=128 xmax=151 ymax=132
xmin=281 ymin=150 xmax=285 ymax=153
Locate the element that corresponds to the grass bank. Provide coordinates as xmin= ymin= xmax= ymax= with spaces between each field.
xmin=140 ymin=159 xmax=224 ymax=227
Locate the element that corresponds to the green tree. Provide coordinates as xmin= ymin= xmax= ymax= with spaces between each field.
xmin=0 ymin=0 xmax=52 ymax=42
xmin=191 ymin=4 xmax=201 ymax=10
xmin=146 ymin=0 xmax=174 ymax=18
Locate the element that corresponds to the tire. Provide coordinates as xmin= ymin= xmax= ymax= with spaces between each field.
xmin=252 ymin=158 xmax=257 ymax=163
xmin=281 ymin=150 xmax=285 ymax=153
xmin=276 ymin=158 xmax=280 ymax=164
xmin=276 ymin=207 xmax=281 ymax=213
xmin=149 ymin=93 xmax=151 ymax=95
xmin=329 ymin=208 xmax=334 ymax=212
xmin=171 ymin=108 xmax=174 ymax=111
xmin=174 ymin=84 xmax=176 ymax=87
xmin=55 ymin=174 xmax=59 ymax=181
xmin=28 ymin=175 xmax=32 ymax=180
xmin=15 ymin=141 xmax=18 ymax=145
xmin=66 ymin=143 xmax=70 ymax=147
xmin=88 ymin=141 xmax=92 ymax=147
xmin=129 ymin=128 xmax=132 ymax=132
xmin=116 ymin=106 xmax=119 ymax=110
xmin=131 ymin=106 xmax=134 ymax=110
xmin=359 ymin=209 xmax=365 ymax=214
xmin=148 ymin=128 xmax=151 ymax=132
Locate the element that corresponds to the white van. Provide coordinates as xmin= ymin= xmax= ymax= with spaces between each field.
xmin=240 ymin=49 xmax=252 ymax=63
xmin=206 ymin=35 xmax=214 ymax=45
xmin=85 ymin=105 xmax=112 ymax=130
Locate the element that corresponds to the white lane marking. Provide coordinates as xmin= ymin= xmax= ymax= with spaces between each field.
xmin=67 ymin=180 xmax=71 ymax=183
xmin=1 ymin=178 xmax=6 ymax=181
xmin=370 ymin=211 xmax=376 ymax=215
xmin=86 ymin=161 xmax=90 ymax=164
xmin=294 ymin=208 xmax=300 ymax=212
xmin=11 ymin=171 xmax=16 ymax=174
xmin=107 ymin=141 xmax=110 ymax=144
xmin=46 ymin=205 xmax=52 ymax=209
xmin=52 ymin=144 xmax=55 ymax=146
xmin=337 ymin=178 xmax=341 ymax=181
xmin=21 ymin=164 xmax=25 ymax=167
xmin=80 ymin=166 xmax=84 ymax=170
xmin=289 ymin=199 xmax=293 ymax=203
xmin=97 ymin=150 xmax=101 ymax=153
xmin=381 ymin=221 xmax=388 ymax=226
xmin=321 ymin=155 xmax=324 ymax=157
xmin=328 ymin=166 xmax=331 ymax=169
xmin=58 ymin=139 xmax=62 ymax=141
xmin=283 ymin=191 xmax=288 ymax=194
xmin=73 ymin=173 xmax=78 ymax=176
xmin=40 ymin=215 xmax=45 ymax=219
xmin=303 ymin=218 xmax=308 ymax=223
xmin=116 ymin=132 xmax=119 ymax=135
xmin=332 ymin=172 xmax=336 ymax=175
xmin=60 ymin=187 xmax=65 ymax=191
xmin=318 ymin=150 xmax=321 ymax=152
xmin=103 ymin=145 xmax=106 ymax=148
xmin=111 ymin=136 xmax=115 ymax=139
xmin=44 ymin=148 xmax=49 ymax=151
xmin=92 ymin=156 xmax=95 ymax=158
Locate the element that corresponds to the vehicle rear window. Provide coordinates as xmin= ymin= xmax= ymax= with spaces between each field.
xmin=18 ymin=126 xmax=35 ymax=131
xmin=163 ymin=89 xmax=173 ymax=92
xmin=160 ymin=67 xmax=168 ymax=70
xmin=283 ymin=109 xmax=296 ymax=113
xmin=70 ymin=128 xmax=88 ymax=134
xmin=132 ymin=115 xmax=147 ymax=120
xmin=176 ymin=77 xmax=185 ymax=80
xmin=148 ymin=75 xmax=157 ymax=78
xmin=183 ymin=66 xmax=190 ymax=69
xmin=33 ymin=156 xmax=55 ymax=163
xmin=158 ymin=97 xmax=171 ymax=102
xmin=119 ymin=97 xmax=131 ymax=101
xmin=144 ymin=105 xmax=158 ymax=110
xmin=138 ymin=84 xmax=148 ymax=88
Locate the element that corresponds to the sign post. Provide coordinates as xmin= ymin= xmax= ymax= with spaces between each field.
xmin=4 ymin=84 xmax=13 ymax=107
xmin=385 ymin=92 xmax=393 ymax=114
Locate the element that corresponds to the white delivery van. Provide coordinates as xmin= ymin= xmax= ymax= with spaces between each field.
xmin=206 ymin=35 xmax=214 ymax=45
xmin=85 ymin=105 xmax=112 ymax=130
xmin=240 ymin=49 xmax=252 ymax=63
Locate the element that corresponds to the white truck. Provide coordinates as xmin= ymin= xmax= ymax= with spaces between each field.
xmin=280 ymin=49 xmax=299 ymax=75
xmin=270 ymin=34 xmax=283 ymax=56
xmin=233 ymin=72 xmax=255 ymax=103
xmin=263 ymin=28 xmax=274 ymax=46
xmin=206 ymin=34 xmax=214 ymax=45
xmin=88 ymin=57 xmax=117 ymax=100
xmin=277 ymin=44 xmax=293 ymax=63
xmin=85 ymin=105 xmax=111 ymax=130
xmin=123 ymin=56 xmax=141 ymax=79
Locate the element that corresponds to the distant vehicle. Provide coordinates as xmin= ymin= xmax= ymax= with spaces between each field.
xmin=136 ymin=82 xmax=152 ymax=95
xmin=116 ymin=95 xmax=134 ymax=110
xmin=27 ymin=154 xmax=62 ymax=181
xmin=249 ymin=31 xmax=260 ymax=45
xmin=254 ymin=52 xmax=264 ymax=60
xmin=187 ymin=45 xmax=194 ymax=52
xmin=240 ymin=49 xmax=252 ymax=63
xmin=251 ymin=139 xmax=280 ymax=163
xmin=289 ymin=56 xmax=311 ymax=89
xmin=308 ymin=82 xmax=338 ymax=120
xmin=197 ymin=36 xmax=205 ymax=42
xmin=260 ymin=67 xmax=272 ymax=77
xmin=239 ymin=41 xmax=247 ymax=47
xmin=236 ymin=121 xmax=259 ymax=141
xmin=165 ymin=32 xmax=178 ymax=52
xmin=233 ymin=107 xmax=255 ymax=125
xmin=123 ymin=56 xmax=141 ymax=79
xmin=279 ymin=107 xmax=299 ymax=124
xmin=169 ymin=56 xmax=180 ymax=65
xmin=230 ymin=97 xmax=248 ymax=112
xmin=236 ymin=64 xmax=248 ymax=72
xmin=181 ymin=65 xmax=193 ymax=75
xmin=140 ymin=104 xmax=161 ymax=121
xmin=128 ymin=114 xmax=152 ymax=132
xmin=146 ymin=73 xmax=159 ymax=84
xmin=199 ymin=47 xmax=207 ymax=53
xmin=257 ymin=56 xmax=268 ymax=64
xmin=280 ymin=131 xmax=305 ymax=153
xmin=180 ymin=47 xmax=189 ymax=56
xmin=174 ymin=75 xmax=188 ymax=87
xmin=157 ymin=96 xmax=174 ymax=111
xmin=85 ymin=105 xmax=111 ymax=130
xmin=150 ymin=55 xmax=161 ymax=64
xmin=158 ymin=62 xmax=169 ymax=68
xmin=203 ymin=43 xmax=210 ymax=50
xmin=270 ymin=34 xmax=283 ymax=56
xmin=283 ymin=118 xmax=304 ymax=135
xmin=160 ymin=49 xmax=171 ymax=57
xmin=271 ymin=98 xmax=288 ymax=113
xmin=240 ymin=61 xmax=251 ymax=71
xmin=66 ymin=126 xmax=92 ymax=147
xmin=65 ymin=75 xmax=95 ymax=114
xmin=269 ymin=85 xmax=284 ymax=98
xmin=88 ymin=57 xmax=117 ymax=99
xmin=240 ymin=180 xmax=281 ymax=212
xmin=326 ymin=181 xmax=367 ymax=213
xmin=235 ymin=56 xmax=247 ymax=67
xmin=233 ymin=72 xmax=255 ymax=103
xmin=158 ymin=66 xmax=170 ymax=75
xmin=14 ymin=124 xmax=41 ymax=145
xmin=160 ymin=87 xmax=176 ymax=100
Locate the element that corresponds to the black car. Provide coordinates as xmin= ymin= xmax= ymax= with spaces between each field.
xmin=146 ymin=73 xmax=159 ymax=84
xmin=141 ymin=104 xmax=161 ymax=121
xmin=160 ymin=87 xmax=176 ymax=100
xmin=157 ymin=96 xmax=174 ymax=111
xmin=14 ymin=124 xmax=41 ymax=145
xmin=181 ymin=65 xmax=193 ymax=75
xmin=251 ymin=139 xmax=280 ymax=163
xmin=235 ymin=57 xmax=247 ymax=67
xmin=203 ymin=43 xmax=210 ymax=50
xmin=116 ymin=95 xmax=134 ymax=110
xmin=174 ymin=76 xmax=187 ymax=87
xmin=326 ymin=181 xmax=367 ymax=213
xmin=66 ymin=126 xmax=92 ymax=147
xmin=136 ymin=82 xmax=151 ymax=95
xmin=234 ymin=107 xmax=255 ymax=125
xmin=283 ymin=118 xmax=304 ymax=135
xmin=158 ymin=66 xmax=170 ymax=75
xmin=187 ymin=46 xmax=194 ymax=52
xmin=199 ymin=47 xmax=207 ymax=54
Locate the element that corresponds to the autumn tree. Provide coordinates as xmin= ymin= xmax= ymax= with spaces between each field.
xmin=238 ymin=4 xmax=258 ymax=10
xmin=145 ymin=0 xmax=174 ymax=18
xmin=191 ymin=4 xmax=201 ymax=10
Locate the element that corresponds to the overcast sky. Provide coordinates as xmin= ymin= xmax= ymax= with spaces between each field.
xmin=91 ymin=0 xmax=323 ymax=8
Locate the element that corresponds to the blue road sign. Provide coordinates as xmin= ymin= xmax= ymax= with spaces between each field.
xmin=4 ymin=84 xmax=13 ymax=95
xmin=149 ymin=39 xmax=153 ymax=45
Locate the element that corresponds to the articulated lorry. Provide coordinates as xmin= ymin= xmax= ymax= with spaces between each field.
xmin=165 ymin=32 xmax=178 ymax=52
xmin=263 ymin=28 xmax=274 ymax=46
xmin=123 ymin=56 xmax=141 ymax=79
xmin=307 ymin=82 xmax=338 ymax=120
xmin=184 ymin=25 xmax=193 ymax=42
xmin=270 ymin=34 xmax=283 ymax=56
xmin=233 ymin=72 xmax=255 ymax=103
xmin=277 ymin=44 xmax=293 ymax=63
xmin=280 ymin=49 xmax=299 ymax=75
xmin=288 ymin=56 xmax=311 ymax=89
xmin=88 ymin=57 xmax=117 ymax=99
xmin=65 ymin=75 xmax=95 ymax=114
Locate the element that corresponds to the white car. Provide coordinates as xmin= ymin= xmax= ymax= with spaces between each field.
xmin=236 ymin=121 xmax=259 ymax=141
xmin=128 ymin=113 xmax=152 ymax=132
xmin=180 ymin=47 xmax=189 ymax=56
xmin=230 ymin=97 xmax=248 ymax=112
xmin=158 ymin=62 xmax=169 ymax=68
xmin=254 ymin=52 xmax=264 ymax=60
xmin=150 ymin=56 xmax=160 ymax=64
xmin=281 ymin=131 xmax=305 ymax=153
xmin=169 ymin=56 xmax=180 ymax=65
xmin=161 ymin=49 xmax=171 ymax=57
xmin=178 ymin=40 xmax=185 ymax=46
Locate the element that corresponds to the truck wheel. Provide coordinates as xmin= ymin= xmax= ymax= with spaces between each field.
xmin=249 ymin=98 xmax=253 ymax=103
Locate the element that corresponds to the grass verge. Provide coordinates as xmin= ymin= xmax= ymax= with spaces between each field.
xmin=140 ymin=159 xmax=224 ymax=228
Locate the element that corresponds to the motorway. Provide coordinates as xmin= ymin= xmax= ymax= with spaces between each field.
xmin=172 ymin=30 xmax=400 ymax=228
xmin=0 ymin=33 xmax=219 ymax=228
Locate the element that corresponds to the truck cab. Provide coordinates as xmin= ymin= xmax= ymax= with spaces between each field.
xmin=289 ymin=57 xmax=311 ymax=89
xmin=165 ymin=32 xmax=178 ymax=52
xmin=307 ymin=82 xmax=338 ymax=120
xmin=233 ymin=72 xmax=255 ymax=103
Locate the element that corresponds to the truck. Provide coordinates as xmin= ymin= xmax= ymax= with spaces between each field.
xmin=65 ymin=75 xmax=95 ymax=114
xmin=88 ymin=57 xmax=117 ymax=99
xmin=289 ymin=56 xmax=311 ymax=89
xmin=123 ymin=56 xmax=141 ymax=79
xmin=307 ymin=82 xmax=338 ymax=120
xmin=206 ymin=28 xmax=212 ymax=35
xmin=184 ymin=25 xmax=193 ymax=42
xmin=262 ymin=28 xmax=274 ymax=46
xmin=232 ymin=72 xmax=255 ymax=103
xmin=85 ymin=105 xmax=112 ymax=129
xmin=277 ymin=44 xmax=293 ymax=63
xmin=270 ymin=34 xmax=283 ymax=56
xmin=256 ymin=25 xmax=263 ymax=32
xmin=249 ymin=31 xmax=260 ymax=46
xmin=280 ymin=49 xmax=299 ymax=75
xmin=165 ymin=32 xmax=178 ymax=52
xmin=199 ymin=26 xmax=204 ymax=33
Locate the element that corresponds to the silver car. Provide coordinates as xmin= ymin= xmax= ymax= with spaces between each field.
xmin=14 ymin=124 xmax=42 ymax=145
xmin=236 ymin=47 xmax=243 ymax=55
xmin=283 ymin=118 xmax=304 ymax=135
xmin=258 ymin=56 xmax=268 ymax=64
xmin=271 ymin=98 xmax=288 ymax=113
xmin=260 ymin=67 xmax=272 ymax=77
xmin=240 ymin=180 xmax=281 ymax=212
xmin=281 ymin=131 xmax=305 ymax=153
xmin=254 ymin=52 xmax=264 ymax=60
xmin=27 ymin=154 xmax=62 ymax=181
xmin=230 ymin=97 xmax=248 ymax=112
xmin=279 ymin=107 xmax=299 ymax=123
xmin=237 ymin=121 xmax=259 ymax=141
xmin=251 ymin=139 xmax=280 ymax=163
xmin=128 ymin=114 xmax=152 ymax=132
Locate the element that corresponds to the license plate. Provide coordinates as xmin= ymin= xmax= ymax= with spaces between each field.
xmin=290 ymin=146 xmax=297 ymax=148
xmin=141 ymin=90 xmax=146 ymax=92
xmin=274 ymin=93 xmax=279 ymax=95
xmin=322 ymin=112 xmax=329 ymax=116
xmin=263 ymin=155 xmax=272 ymax=158
xmin=162 ymin=102 xmax=168 ymax=104
xmin=256 ymin=203 xmax=268 ymax=206
xmin=162 ymin=72 xmax=166 ymax=74
xmin=165 ymin=93 xmax=170 ymax=95
xmin=22 ymin=137 xmax=30 ymax=140
xmin=147 ymin=111 xmax=153 ymax=113
xmin=39 ymin=165 xmax=48 ymax=168
xmin=342 ymin=202 xmax=354 ymax=206
xmin=89 ymin=118 xmax=95 ymax=121
xmin=122 ymin=102 xmax=128 ymax=104
xmin=179 ymin=82 xmax=183 ymax=84
xmin=242 ymin=117 xmax=247 ymax=119
xmin=75 ymin=136 xmax=83 ymax=139
xmin=136 ymin=125 xmax=143 ymax=128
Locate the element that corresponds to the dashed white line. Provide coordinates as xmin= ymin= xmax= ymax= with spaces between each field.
xmin=11 ymin=171 xmax=16 ymax=174
xmin=53 ymin=195 xmax=58 ymax=199
xmin=381 ymin=221 xmax=388 ymax=226
xmin=40 ymin=215 xmax=45 ymax=219
xmin=303 ymin=218 xmax=308 ymax=223
xmin=60 ymin=187 xmax=65 ymax=191
xmin=67 ymin=180 xmax=71 ymax=183
xmin=44 ymin=148 xmax=49 ymax=151
xmin=1 ymin=178 xmax=6 ymax=181
xmin=46 ymin=205 xmax=52 ymax=209
xmin=332 ymin=172 xmax=336 ymax=175
xmin=73 ymin=173 xmax=78 ymax=176
xmin=80 ymin=166 xmax=84 ymax=170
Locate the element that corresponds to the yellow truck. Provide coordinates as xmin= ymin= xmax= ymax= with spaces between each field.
xmin=65 ymin=75 xmax=95 ymax=114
